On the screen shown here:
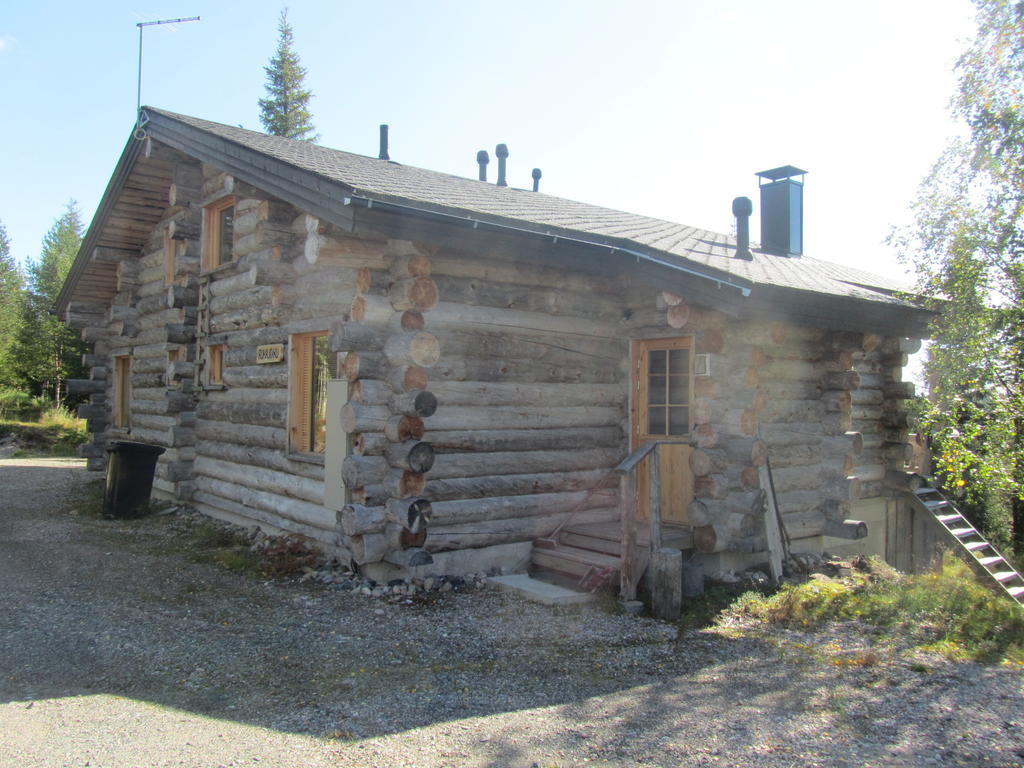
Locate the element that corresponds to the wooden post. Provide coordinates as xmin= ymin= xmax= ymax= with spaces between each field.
xmin=648 ymin=445 xmax=663 ymax=551
xmin=650 ymin=548 xmax=682 ymax=621
xmin=620 ymin=471 xmax=639 ymax=601
xmin=759 ymin=464 xmax=784 ymax=585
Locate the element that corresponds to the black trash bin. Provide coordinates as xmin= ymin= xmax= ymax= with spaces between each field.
xmin=103 ymin=441 xmax=166 ymax=518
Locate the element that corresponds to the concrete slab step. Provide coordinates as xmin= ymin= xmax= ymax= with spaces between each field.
xmin=488 ymin=573 xmax=595 ymax=606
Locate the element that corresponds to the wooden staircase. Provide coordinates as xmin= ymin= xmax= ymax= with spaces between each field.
xmin=532 ymin=521 xmax=634 ymax=592
xmin=909 ymin=486 xmax=1024 ymax=607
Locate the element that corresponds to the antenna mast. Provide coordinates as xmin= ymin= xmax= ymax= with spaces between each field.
xmin=136 ymin=16 xmax=200 ymax=123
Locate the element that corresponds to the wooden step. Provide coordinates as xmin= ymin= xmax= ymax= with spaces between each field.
xmin=993 ymin=571 xmax=1020 ymax=583
xmin=950 ymin=527 xmax=977 ymax=538
xmin=936 ymin=513 xmax=962 ymax=524
xmin=977 ymin=555 xmax=1005 ymax=566
xmin=1007 ymin=586 xmax=1024 ymax=597
xmin=559 ymin=530 xmax=625 ymax=557
xmin=532 ymin=544 xmax=620 ymax=580
xmin=965 ymin=540 xmax=991 ymax=551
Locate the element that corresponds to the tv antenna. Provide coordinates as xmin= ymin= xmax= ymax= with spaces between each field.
xmin=136 ymin=16 xmax=200 ymax=129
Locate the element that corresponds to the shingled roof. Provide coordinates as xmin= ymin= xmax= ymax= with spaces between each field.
xmin=59 ymin=107 xmax=932 ymax=334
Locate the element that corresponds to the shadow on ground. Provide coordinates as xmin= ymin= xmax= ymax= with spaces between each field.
xmin=2 ymin=460 xmax=1016 ymax=768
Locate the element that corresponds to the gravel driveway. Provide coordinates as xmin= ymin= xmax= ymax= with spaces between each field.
xmin=1 ymin=457 xmax=1023 ymax=768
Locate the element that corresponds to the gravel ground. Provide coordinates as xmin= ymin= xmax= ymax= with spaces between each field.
xmin=1 ymin=456 xmax=1023 ymax=768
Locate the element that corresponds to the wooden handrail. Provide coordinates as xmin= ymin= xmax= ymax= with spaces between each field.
xmin=617 ymin=439 xmax=691 ymax=600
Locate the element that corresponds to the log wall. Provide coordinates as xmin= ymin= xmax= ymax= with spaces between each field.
xmin=64 ymin=146 xmax=923 ymax=574
xmin=335 ymin=246 xmax=630 ymax=567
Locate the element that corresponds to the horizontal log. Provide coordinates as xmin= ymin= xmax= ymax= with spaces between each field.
xmin=428 ymin=447 xmax=621 ymax=480
xmin=385 ymin=440 xmax=436 ymax=473
xmin=194 ymin=420 xmax=286 ymax=450
xmin=884 ymin=470 xmax=924 ymax=492
xmin=389 ymin=277 xmax=439 ymax=311
xmin=426 ymin=301 xmax=620 ymax=340
xmin=423 ymin=507 xmax=618 ymax=553
xmin=384 ymin=332 xmax=440 ymax=368
xmin=348 ymin=378 xmax=393 ymax=405
xmin=417 ymin=488 xmax=618 ymax=526
xmin=390 ymin=389 xmax=438 ymax=418
xmin=432 ymin=273 xmax=622 ymax=322
xmin=195 ymin=400 xmax=286 ymax=428
xmin=338 ymin=504 xmax=387 ymax=537
xmin=424 ymin=380 xmax=623 ymax=407
xmin=67 ymin=379 xmax=106 ymax=395
xmin=330 ymin=322 xmax=387 ymax=353
xmin=194 ymin=439 xmax=321 ymax=481
xmin=350 ymin=531 xmax=389 ymax=565
xmin=424 ymin=406 xmax=621 ymax=431
xmin=382 ymin=469 xmax=427 ymax=498
xmin=384 ymin=415 xmax=425 ymax=442
xmin=430 ymin=354 xmax=620 ymax=384
xmin=195 ymin=455 xmax=323 ymax=506
xmin=823 ymin=519 xmax=868 ymax=540
xmin=193 ymin=475 xmax=330 ymax=533
xmin=352 ymin=431 xmax=388 ymax=456
xmin=342 ymin=455 xmax=389 ymax=488
xmin=427 ymin=426 xmax=623 ymax=454
xmin=822 ymin=371 xmax=861 ymax=390
xmin=688 ymin=491 xmax=765 ymax=527
xmin=340 ymin=403 xmax=390 ymax=433
xmin=423 ymin=468 xmax=616 ymax=502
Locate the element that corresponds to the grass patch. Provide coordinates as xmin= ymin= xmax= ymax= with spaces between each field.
xmin=679 ymin=585 xmax=767 ymax=631
xmin=0 ymin=407 xmax=88 ymax=457
xmin=733 ymin=554 xmax=1024 ymax=664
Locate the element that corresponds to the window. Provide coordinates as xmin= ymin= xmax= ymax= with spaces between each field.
xmin=202 ymin=196 xmax=236 ymax=271
xmin=634 ymin=337 xmax=693 ymax=440
xmin=167 ymin=348 xmax=181 ymax=363
xmin=113 ymin=355 xmax=132 ymax=429
xmin=289 ymin=332 xmax=331 ymax=454
xmin=208 ymin=344 xmax=224 ymax=386
xmin=164 ymin=227 xmax=176 ymax=285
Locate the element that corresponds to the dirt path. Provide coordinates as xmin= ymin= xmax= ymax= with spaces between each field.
xmin=1 ymin=457 xmax=1022 ymax=768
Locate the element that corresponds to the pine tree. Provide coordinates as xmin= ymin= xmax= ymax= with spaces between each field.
xmin=0 ymin=221 xmax=24 ymax=389
xmin=258 ymin=8 xmax=318 ymax=141
xmin=894 ymin=0 xmax=1024 ymax=552
xmin=14 ymin=202 xmax=87 ymax=406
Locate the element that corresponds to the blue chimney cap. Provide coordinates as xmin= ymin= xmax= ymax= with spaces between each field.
xmin=756 ymin=165 xmax=807 ymax=183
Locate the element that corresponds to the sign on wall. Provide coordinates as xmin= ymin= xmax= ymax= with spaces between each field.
xmin=255 ymin=344 xmax=285 ymax=364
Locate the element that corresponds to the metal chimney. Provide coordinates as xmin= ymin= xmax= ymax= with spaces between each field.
xmin=477 ymin=150 xmax=489 ymax=182
xmin=531 ymin=168 xmax=542 ymax=192
xmin=378 ymin=125 xmax=390 ymax=161
xmin=495 ymin=144 xmax=509 ymax=187
xmin=756 ymin=165 xmax=806 ymax=257
xmin=732 ymin=197 xmax=753 ymax=260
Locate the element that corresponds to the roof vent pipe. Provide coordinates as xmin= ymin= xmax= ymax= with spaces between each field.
xmin=477 ymin=150 xmax=489 ymax=182
xmin=495 ymin=144 xmax=509 ymax=187
xmin=732 ymin=196 xmax=753 ymax=260
xmin=531 ymin=168 xmax=542 ymax=192
xmin=378 ymin=124 xmax=390 ymax=161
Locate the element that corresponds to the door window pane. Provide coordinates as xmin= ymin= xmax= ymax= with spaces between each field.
xmin=648 ymin=350 xmax=666 ymax=375
xmin=668 ymin=348 xmax=688 ymax=375
xmin=648 ymin=374 xmax=666 ymax=405
xmin=648 ymin=407 xmax=666 ymax=435
xmin=669 ymin=375 xmax=689 ymax=404
xmin=668 ymin=406 xmax=689 ymax=435
xmin=310 ymin=334 xmax=331 ymax=453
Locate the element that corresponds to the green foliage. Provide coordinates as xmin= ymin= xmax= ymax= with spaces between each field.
xmin=737 ymin=555 xmax=1024 ymax=663
xmin=893 ymin=0 xmax=1024 ymax=551
xmin=12 ymin=202 xmax=87 ymax=405
xmin=0 ymin=407 xmax=88 ymax=457
xmin=0 ymin=388 xmax=48 ymax=421
xmin=258 ymin=8 xmax=317 ymax=141
xmin=0 ymin=221 xmax=24 ymax=389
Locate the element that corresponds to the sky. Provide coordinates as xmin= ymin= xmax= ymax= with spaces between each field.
xmin=0 ymin=0 xmax=976 ymax=284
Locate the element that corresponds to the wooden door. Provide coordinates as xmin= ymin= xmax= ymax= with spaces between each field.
xmin=631 ymin=338 xmax=694 ymax=525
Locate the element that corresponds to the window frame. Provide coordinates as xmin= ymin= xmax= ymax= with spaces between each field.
xmin=288 ymin=331 xmax=332 ymax=455
xmin=201 ymin=196 xmax=237 ymax=272
xmin=113 ymin=354 xmax=132 ymax=429
xmin=207 ymin=344 xmax=224 ymax=386
xmin=163 ymin=227 xmax=176 ymax=286
xmin=631 ymin=336 xmax=694 ymax=446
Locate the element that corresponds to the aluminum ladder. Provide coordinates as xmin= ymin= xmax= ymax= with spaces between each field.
xmin=910 ymin=486 xmax=1024 ymax=607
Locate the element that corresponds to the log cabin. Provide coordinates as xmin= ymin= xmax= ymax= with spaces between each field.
xmin=57 ymin=108 xmax=934 ymax=596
